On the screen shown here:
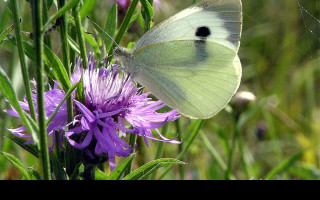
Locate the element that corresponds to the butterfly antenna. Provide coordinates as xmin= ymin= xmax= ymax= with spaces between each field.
xmin=85 ymin=15 xmax=121 ymax=50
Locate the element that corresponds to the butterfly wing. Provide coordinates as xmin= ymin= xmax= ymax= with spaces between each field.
xmin=133 ymin=40 xmax=241 ymax=119
xmin=133 ymin=0 xmax=242 ymax=53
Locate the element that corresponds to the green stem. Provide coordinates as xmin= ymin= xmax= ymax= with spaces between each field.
xmin=10 ymin=0 xmax=37 ymax=121
xmin=237 ymin=128 xmax=250 ymax=179
xmin=124 ymin=131 xmax=137 ymax=176
xmin=175 ymin=119 xmax=185 ymax=179
xmin=73 ymin=2 xmax=87 ymax=69
xmin=158 ymin=120 xmax=205 ymax=180
xmin=58 ymin=0 xmax=73 ymax=124
xmin=225 ymin=116 xmax=240 ymax=180
xmin=150 ymin=123 xmax=168 ymax=180
xmin=107 ymin=0 xmax=140 ymax=62
xmin=30 ymin=0 xmax=51 ymax=180
xmin=69 ymin=9 xmax=77 ymax=72
xmin=43 ymin=0 xmax=52 ymax=49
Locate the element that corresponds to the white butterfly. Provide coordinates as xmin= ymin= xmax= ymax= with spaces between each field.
xmin=114 ymin=0 xmax=242 ymax=119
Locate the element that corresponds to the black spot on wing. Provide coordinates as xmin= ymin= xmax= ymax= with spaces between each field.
xmin=194 ymin=26 xmax=211 ymax=61
xmin=195 ymin=26 xmax=211 ymax=39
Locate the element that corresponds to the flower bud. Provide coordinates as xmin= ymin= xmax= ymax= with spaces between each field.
xmin=230 ymin=91 xmax=256 ymax=113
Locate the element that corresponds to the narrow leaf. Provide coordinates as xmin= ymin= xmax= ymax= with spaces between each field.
xmin=95 ymin=168 xmax=108 ymax=180
xmin=43 ymin=0 xmax=80 ymax=31
xmin=264 ymin=151 xmax=304 ymax=180
xmin=67 ymin=14 xmax=100 ymax=56
xmin=158 ymin=120 xmax=205 ymax=179
xmin=0 ymin=152 xmax=31 ymax=180
xmin=104 ymin=3 xmax=118 ymax=52
xmin=123 ymin=158 xmax=185 ymax=180
xmin=0 ymin=24 xmax=14 ymax=44
xmin=50 ymin=152 xmax=66 ymax=180
xmin=0 ymin=67 xmax=39 ymax=145
xmin=79 ymin=0 xmax=96 ymax=19
xmin=107 ymin=153 xmax=136 ymax=180
xmin=27 ymin=167 xmax=42 ymax=180
xmin=6 ymin=135 xmax=39 ymax=158
xmin=43 ymin=44 xmax=71 ymax=91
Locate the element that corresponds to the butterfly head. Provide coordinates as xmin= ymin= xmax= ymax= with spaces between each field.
xmin=113 ymin=47 xmax=140 ymax=78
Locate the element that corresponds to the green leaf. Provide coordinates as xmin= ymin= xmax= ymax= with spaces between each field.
xmin=104 ymin=3 xmax=118 ymax=52
xmin=27 ymin=167 xmax=42 ymax=180
xmin=140 ymin=0 xmax=153 ymax=20
xmin=79 ymin=0 xmax=96 ymax=19
xmin=95 ymin=168 xmax=108 ymax=180
xmin=50 ymin=152 xmax=66 ymax=180
xmin=158 ymin=120 xmax=205 ymax=179
xmin=43 ymin=44 xmax=71 ymax=91
xmin=264 ymin=151 xmax=304 ymax=180
xmin=0 ymin=152 xmax=31 ymax=180
xmin=67 ymin=35 xmax=81 ymax=55
xmin=0 ymin=67 xmax=39 ymax=145
xmin=8 ymin=37 xmax=35 ymax=61
xmin=0 ymin=24 xmax=14 ymax=44
xmin=107 ymin=153 xmax=136 ymax=180
xmin=6 ymin=135 xmax=39 ymax=158
xmin=67 ymin=14 xmax=100 ymax=56
xmin=123 ymin=158 xmax=185 ymax=180
xmin=128 ymin=9 xmax=141 ymax=30
xmin=43 ymin=0 xmax=80 ymax=31
xmin=140 ymin=0 xmax=153 ymax=32
xmin=65 ymin=143 xmax=83 ymax=179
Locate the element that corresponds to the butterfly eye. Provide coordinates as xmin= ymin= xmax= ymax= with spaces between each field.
xmin=195 ymin=26 xmax=211 ymax=39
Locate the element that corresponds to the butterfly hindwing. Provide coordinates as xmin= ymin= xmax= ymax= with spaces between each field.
xmin=133 ymin=40 xmax=241 ymax=119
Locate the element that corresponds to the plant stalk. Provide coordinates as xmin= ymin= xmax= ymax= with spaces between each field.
xmin=73 ymin=2 xmax=87 ymax=69
xmin=10 ymin=0 xmax=37 ymax=121
xmin=30 ymin=0 xmax=51 ymax=180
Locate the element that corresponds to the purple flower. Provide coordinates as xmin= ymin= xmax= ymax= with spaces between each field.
xmin=5 ymin=53 xmax=180 ymax=171
xmin=112 ymin=0 xmax=161 ymax=8
xmin=5 ymin=80 xmax=67 ymax=151
xmin=68 ymin=53 xmax=180 ymax=170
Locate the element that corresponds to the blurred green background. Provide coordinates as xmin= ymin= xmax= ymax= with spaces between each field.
xmin=0 ymin=0 xmax=319 ymax=180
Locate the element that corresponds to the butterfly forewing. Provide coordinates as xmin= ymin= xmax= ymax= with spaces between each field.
xmin=133 ymin=0 xmax=242 ymax=53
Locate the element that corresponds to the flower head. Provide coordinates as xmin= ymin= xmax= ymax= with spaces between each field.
xmin=5 ymin=53 xmax=180 ymax=170
xmin=68 ymin=53 xmax=180 ymax=169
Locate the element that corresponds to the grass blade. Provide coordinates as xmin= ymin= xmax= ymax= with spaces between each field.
xmin=50 ymin=152 xmax=66 ymax=180
xmin=6 ymin=135 xmax=39 ymax=158
xmin=0 ymin=152 xmax=31 ymax=180
xmin=264 ymin=151 xmax=304 ymax=180
xmin=104 ymin=3 xmax=118 ymax=53
xmin=43 ymin=0 xmax=80 ymax=31
xmin=43 ymin=44 xmax=71 ymax=91
xmin=158 ymin=119 xmax=205 ymax=179
xmin=0 ymin=24 xmax=14 ymax=44
xmin=107 ymin=153 xmax=136 ymax=180
xmin=123 ymin=158 xmax=185 ymax=180
xmin=0 ymin=67 xmax=39 ymax=145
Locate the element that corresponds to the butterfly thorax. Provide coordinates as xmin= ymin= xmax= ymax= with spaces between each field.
xmin=113 ymin=47 xmax=141 ymax=78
